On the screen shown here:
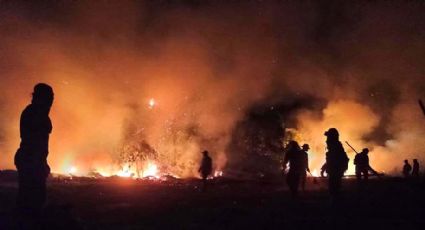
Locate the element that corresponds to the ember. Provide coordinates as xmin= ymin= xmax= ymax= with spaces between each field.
xmin=148 ymin=98 xmax=156 ymax=109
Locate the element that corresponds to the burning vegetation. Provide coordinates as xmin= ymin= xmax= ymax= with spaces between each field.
xmin=0 ymin=1 xmax=424 ymax=179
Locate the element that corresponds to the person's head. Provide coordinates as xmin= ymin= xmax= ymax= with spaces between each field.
xmin=202 ymin=150 xmax=209 ymax=157
xmin=404 ymin=159 xmax=408 ymax=164
xmin=324 ymin=128 xmax=339 ymax=140
xmin=413 ymin=159 xmax=418 ymax=163
xmin=362 ymin=148 xmax=369 ymax=154
xmin=302 ymin=144 xmax=310 ymax=151
xmin=32 ymin=83 xmax=54 ymax=108
xmin=287 ymin=140 xmax=300 ymax=152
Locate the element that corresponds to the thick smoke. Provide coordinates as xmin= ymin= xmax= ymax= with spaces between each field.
xmin=0 ymin=1 xmax=424 ymax=177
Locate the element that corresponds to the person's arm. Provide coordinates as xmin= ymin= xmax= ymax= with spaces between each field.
xmin=306 ymin=154 xmax=310 ymax=172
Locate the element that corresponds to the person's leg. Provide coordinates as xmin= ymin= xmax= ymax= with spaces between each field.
xmin=287 ymin=173 xmax=296 ymax=197
xmin=33 ymin=175 xmax=47 ymax=213
xmin=201 ymin=174 xmax=207 ymax=192
xmin=293 ymin=174 xmax=300 ymax=197
xmin=18 ymin=168 xmax=44 ymax=229
xmin=329 ymin=173 xmax=342 ymax=197
xmin=301 ymin=173 xmax=306 ymax=192
xmin=364 ymin=170 xmax=368 ymax=182
xmin=17 ymin=169 xmax=29 ymax=213
xmin=328 ymin=174 xmax=336 ymax=196
xmin=356 ymin=170 xmax=361 ymax=183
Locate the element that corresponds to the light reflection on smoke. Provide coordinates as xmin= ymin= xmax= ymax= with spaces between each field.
xmin=0 ymin=1 xmax=424 ymax=177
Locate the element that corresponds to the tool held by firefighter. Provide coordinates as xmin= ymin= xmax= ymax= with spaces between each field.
xmin=345 ymin=141 xmax=359 ymax=154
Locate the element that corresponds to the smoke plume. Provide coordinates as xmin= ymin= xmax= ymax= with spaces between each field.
xmin=0 ymin=1 xmax=424 ymax=177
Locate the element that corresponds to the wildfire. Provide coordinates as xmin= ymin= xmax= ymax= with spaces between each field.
xmin=68 ymin=166 xmax=77 ymax=175
xmin=141 ymin=162 xmax=159 ymax=178
xmin=214 ymin=170 xmax=223 ymax=177
xmin=116 ymin=164 xmax=134 ymax=178
xmin=114 ymin=162 xmax=159 ymax=179
xmin=310 ymin=169 xmax=319 ymax=177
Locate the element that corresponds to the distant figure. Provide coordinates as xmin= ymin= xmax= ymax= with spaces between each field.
xmin=412 ymin=159 xmax=419 ymax=177
xmin=324 ymin=128 xmax=349 ymax=198
xmin=354 ymin=148 xmax=379 ymax=182
xmin=320 ymin=162 xmax=327 ymax=177
xmin=300 ymin=144 xmax=311 ymax=191
xmin=198 ymin=150 xmax=212 ymax=191
xmin=403 ymin=160 xmax=412 ymax=178
xmin=14 ymin=84 xmax=54 ymax=219
xmin=283 ymin=141 xmax=304 ymax=197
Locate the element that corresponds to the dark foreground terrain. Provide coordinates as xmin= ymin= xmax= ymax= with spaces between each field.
xmin=1 ymin=176 xmax=424 ymax=230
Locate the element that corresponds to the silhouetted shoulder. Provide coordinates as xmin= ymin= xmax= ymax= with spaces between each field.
xmin=20 ymin=104 xmax=52 ymax=138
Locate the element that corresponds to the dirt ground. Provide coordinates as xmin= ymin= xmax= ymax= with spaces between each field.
xmin=1 ymin=176 xmax=424 ymax=230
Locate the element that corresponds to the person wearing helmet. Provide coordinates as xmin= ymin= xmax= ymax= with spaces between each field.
xmin=354 ymin=148 xmax=379 ymax=183
xmin=324 ymin=128 xmax=349 ymax=199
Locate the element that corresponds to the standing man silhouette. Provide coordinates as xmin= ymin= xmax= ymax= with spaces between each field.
xmin=403 ymin=160 xmax=412 ymax=178
xmin=324 ymin=128 xmax=349 ymax=200
xmin=300 ymin=144 xmax=311 ymax=192
xmin=15 ymin=83 xmax=54 ymax=220
xmin=282 ymin=141 xmax=304 ymax=197
xmin=412 ymin=159 xmax=420 ymax=177
xmin=198 ymin=150 xmax=212 ymax=191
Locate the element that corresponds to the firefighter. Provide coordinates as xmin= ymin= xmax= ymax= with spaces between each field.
xmin=412 ymin=159 xmax=420 ymax=177
xmin=300 ymin=144 xmax=311 ymax=191
xmin=198 ymin=150 xmax=213 ymax=191
xmin=354 ymin=148 xmax=379 ymax=182
xmin=324 ymin=128 xmax=349 ymax=198
xmin=15 ymin=83 xmax=54 ymax=227
xmin=283 ymin=141 xmax=304 ymax=197
xmin=403 ymin=160 xmax=412 ymax=178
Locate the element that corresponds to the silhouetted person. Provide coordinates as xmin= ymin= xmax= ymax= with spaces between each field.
xmin=198 ymin=150 xmax=212 ymax=191
xmin=403 ymin=160 xmax=412 ymax=178
xmin=412 ymin=159 xmax=420 ymax=177
xmin=300 ymin=144 xmax=311 ymax=191
xmin=15 ymin=83 xmax=54 ymax=227
xmin=354 ymin=148 xmax=379 ymax=183
xmin=324 ymin=128 xmax=349 ymax=199
xmin=320 ymin=162 xmax=327 ymax=177
xmin=283 ymin=141 xmax=305 ymax=197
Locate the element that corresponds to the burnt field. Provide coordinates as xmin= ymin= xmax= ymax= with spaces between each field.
xmin=1 ymin=176 xmax=425 ymax=230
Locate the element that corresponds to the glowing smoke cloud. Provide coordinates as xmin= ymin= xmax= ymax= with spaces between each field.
xmin=0 ymin=1 xmax=424 ymax=177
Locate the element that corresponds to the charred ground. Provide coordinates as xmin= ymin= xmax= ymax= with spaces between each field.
xmin=1 ymin=176 xmax=424 ymax=229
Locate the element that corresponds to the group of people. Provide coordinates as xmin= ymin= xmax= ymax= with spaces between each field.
xmin=12 ymin=83 xmax=422 ymax=228
xmin=282 ymin=128 xmax=350 ymax=198
xmin=403 ymin=159 xmax=420 ymax=177
xmin=282 ymin=128 xmax=421 ymax=198
xmin=282 ymin=142 xmax=311 ymax=196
